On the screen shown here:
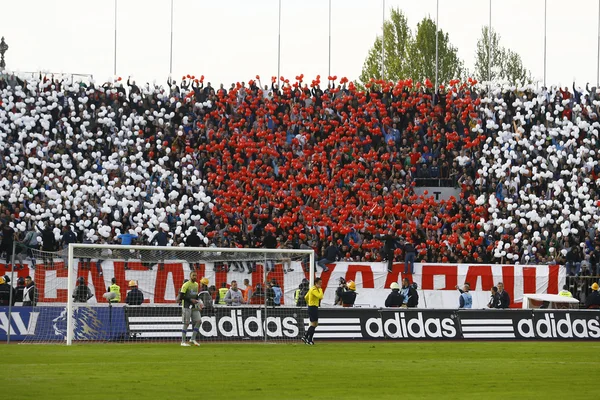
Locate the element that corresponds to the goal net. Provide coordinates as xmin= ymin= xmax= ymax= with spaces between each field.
xmin=10 ymin=244 xmax=314 ymax=344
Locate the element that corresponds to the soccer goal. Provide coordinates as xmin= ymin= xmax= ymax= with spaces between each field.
xmin=13 ymin=244 xmax=314 ymax=345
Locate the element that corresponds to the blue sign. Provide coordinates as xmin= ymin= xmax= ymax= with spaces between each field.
xmin=0 ymin=306 xmax=127 ymax=342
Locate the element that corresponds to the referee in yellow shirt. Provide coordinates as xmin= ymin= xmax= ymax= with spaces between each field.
xmin=302 ymin=277 xmax=323 ymax=345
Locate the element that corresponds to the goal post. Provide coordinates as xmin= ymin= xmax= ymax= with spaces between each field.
xmin=61 ymin=243 xmax=315 ymax=345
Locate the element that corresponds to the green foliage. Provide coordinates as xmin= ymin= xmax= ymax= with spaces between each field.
xmin=474 ymin=26 xmax=532 ymax=86
xmin=359 ymin=8 xmax=462 ymax=86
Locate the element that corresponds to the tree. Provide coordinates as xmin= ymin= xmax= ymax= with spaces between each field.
xmin=474 ymin=26 xmax=531 ymax=85
xmin=359 ymin=9 xmax=462 ymax=87
xmin=408 ymin=17 xmax=463 ymax=84
xmin=502 ymin=49 xmax=531 ymax=86
xmin=359 ymin=7 xmax=412 ymax=85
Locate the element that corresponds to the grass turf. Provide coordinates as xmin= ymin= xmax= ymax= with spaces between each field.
xmin=3 ymin=341 xmax=597 ymax=399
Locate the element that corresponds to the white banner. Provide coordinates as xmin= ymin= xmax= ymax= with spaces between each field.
xmin=0 ymin=261 xmax=564 ymax=309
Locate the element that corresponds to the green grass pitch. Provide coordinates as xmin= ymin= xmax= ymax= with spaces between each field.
xmin=3 ymin=341 xmax=597 ymax=399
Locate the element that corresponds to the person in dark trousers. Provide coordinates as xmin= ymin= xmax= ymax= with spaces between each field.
xmin=0 ymin=275 xmax=15 ymax=306
xmin=385 ymin=282 xmax=404 ymax=307
xmin=22 ymin=276 xmax=38 ymax=306
xmin=316 ymin=242 xmax=341 ymax=272
xmin=41 ymin=224 xmax=57 ymax=269
xmin=566 ymin=246 xmax=582 ymax=276
xmin=341 ymin=281 xmax=357 ymax=307
xmin=185 ymin=228 xmax=203 ymax=271
xmin=125 ymin=280 xmax=144 ymax=305
xmin=295 ymin=279 xmax=309 ymax=307
xmin=403 ymin=239 xmax=416 ymax=274
xmin=0 ymin=222 xmax=15 ymax=267
xmin=496 ymin=282 xmax=510 ymax=308
xmin=334 ymin=277 xmax=347 ymax=305
xmin=487 ymin=286 xmax=500 ymax=308
xmin=585 ymin=282 xmax=600 ymax=309
xmin=73 ymin=277 xmax=94 ymax=303
xmin=262 ymin=232 xmax=277 ymax=272
xmin=302 ymin=277 xmax=324 ymax=345
xmin=379 ymin=230 xmax=398 ymax=273
xmin=15 ymin=277 xmax=25 ymax=303
xmin=151 ymin=227 xmax=169 ymax=270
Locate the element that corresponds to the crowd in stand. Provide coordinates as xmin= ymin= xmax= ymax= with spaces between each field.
xmin=1 ymin=71 xmax=600 ymax=279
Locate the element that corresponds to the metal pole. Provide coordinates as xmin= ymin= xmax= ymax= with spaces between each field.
xmin=381 ymin=0 xmax=385 ymax=81
xmin=113 ymin=0 xmax=117 ymax=76
xmin=544 ymin=0 xmax=547 ymax=87
xmin=597 ymin=0 xmax=599 ymax=86
xmin=488 ymin=0 xmax=491 ymax=84
xmin=170 ymin=0 xmax=174 ymax=76
xmin=277 ymin=0 xmax=281 ymax=80
xmin=66 ymin=244 xmax=74 ymax=345
xmin=328 ymin=0 xmax=332 ymax=78
xmin=6 ymin=240 xmax=16 ymax=344
xmin=434 ymin=0 xmax=439 ymax=105
xmin=263 ymin=253 xmax=267 ymax=343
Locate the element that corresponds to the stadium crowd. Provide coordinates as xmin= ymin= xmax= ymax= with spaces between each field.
xmin=0 ymin=72 xmax=599 ymax=278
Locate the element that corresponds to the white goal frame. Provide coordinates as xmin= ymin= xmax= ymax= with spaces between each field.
xmin=66 ymin=243 xmax=315 ymax=345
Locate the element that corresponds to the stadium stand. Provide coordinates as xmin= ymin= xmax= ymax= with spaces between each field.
xmin=0 ymin=73 xmax=599 ymax=278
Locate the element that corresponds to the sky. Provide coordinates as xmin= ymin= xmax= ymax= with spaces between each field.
xmin=2 ymin=0 xmax=599 ymax=87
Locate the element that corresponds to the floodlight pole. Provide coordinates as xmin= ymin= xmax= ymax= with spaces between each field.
xmin=381 ymin=0 xmax=385 ymax=81
xmin=434 ymin=0 xmax=439 ymax=105
xmin=114 ymin=0 xmax=117 ymax=76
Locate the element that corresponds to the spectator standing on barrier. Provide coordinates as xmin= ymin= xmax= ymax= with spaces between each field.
xmin=21 ymin=228 xmax=39 ymax=268
xmin=295 ymin=278 xmax=309 ymax=307
xmin=224 ymin=280 xmax=244 ymax=306
xmin=316 ymin=242 xmax=341 ymax=272
xmin=566 ymin=246 xmax=583 ymax=276
xmin=22 ymin=276 xmax=37 ymax=306
xmin=302 ymin=277 xmax=323 ymax=345
xmin=185 ymin=228 xmax=203 ymax=272
xmin=403 ymin=239 xmax=416 ymax=275
xmin=150 ymin=227 xmax=169 ymax=271
xmin=487 ymin=286 xmax=500 ymax=308
xmin=107 ymin=277 xmax=121 ymax=303
xmin=15 ymin=277 xmax=25 ymax=303
xmin=1 ymin=222 xmax=15 ymax=268
xmin=179 ymin=271 xmax=202 ymax=346
xmin=125 ymin=280 xmax=144 ymax=305
xmin=456 ymin=283 xmax=472 ymax=309
xmin=496 ymin=282 xmax=510 ymax=308
xmin=558 ymin=284 xmax=573 ymax=298
xmin=585 ymin=282 xmax=600 ymax=309
xmin=73 ymin=277 xmax=93 ymax=303
xmin=379 ymin=229 xmax=397 ymax=273
xmin=385 ymin=282 xmax=404 ymax=307
xmin=341 ymin=281 xmax=357 ymax=307
xmin=116 ymin=230 xmax=138 ymax=270
xmin=0 ymin=275 xmax=15 ymax=306
xmin=41 ymin=224 xmax=57 ymax=269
